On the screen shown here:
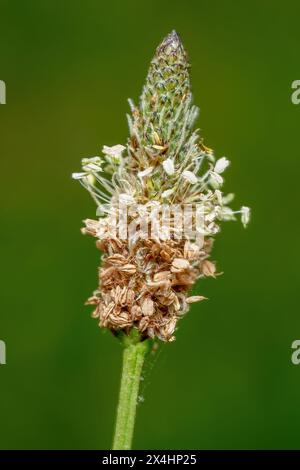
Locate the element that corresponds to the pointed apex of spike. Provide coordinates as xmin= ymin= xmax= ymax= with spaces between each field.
xmin=136 ymin=30 xmax=192 ymax=157
xmin=165 ymin=30 xmax=182 ymax=46
xmin=156 ymin=30 xmax=187 ymax=59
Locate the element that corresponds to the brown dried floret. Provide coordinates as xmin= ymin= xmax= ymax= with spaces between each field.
xmin=82 ymin=221 xmax=211 ymax=341
xmin=201 ymin=260 xmax=216 ymax=278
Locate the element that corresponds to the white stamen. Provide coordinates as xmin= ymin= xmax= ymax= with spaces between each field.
xmin=138 ymin=167 xmax=154 ymax=178
xmin=82 ymin=156 xmax=103 ymax=172
xmin=241 ymin=206 xmax=251 ymax=227
xmin=223 ymin=193 xmax=235 ymax=204
xmin=182 ymin=170 xmax=198 ymax=184
xmin=214 ymin=157 xmax=230 ymax=174
xmin=161 ymin=188 xmax=174 ymax=198
xmin=210 ymin=171 xmax=224 ymax=187
xmin=102 ymin=144 xmax=125 ymax=158
xmin=102 ymin=145 xmax=125 ymax=164
xmin=72 ymin=172 xmax=87 ymax=180
xmin=162 ymin=158 xmax=175 ymax=176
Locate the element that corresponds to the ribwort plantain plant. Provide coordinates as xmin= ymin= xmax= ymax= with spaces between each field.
xmin=72 ymin=31 xmax=250 ymax=450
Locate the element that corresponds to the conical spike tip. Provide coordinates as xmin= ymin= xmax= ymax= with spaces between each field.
xmin=156 ymin=30 xmax=186 ymax=59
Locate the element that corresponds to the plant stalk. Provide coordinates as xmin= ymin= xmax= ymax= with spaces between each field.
xmin=112 ymin=332 xmax=149 ymax=450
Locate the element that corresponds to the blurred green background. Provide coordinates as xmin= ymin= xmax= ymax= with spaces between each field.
xmin=0 ymin=0 xmax=300 ymax=450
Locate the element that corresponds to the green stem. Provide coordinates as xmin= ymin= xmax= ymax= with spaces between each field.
xmin=112 ymin=331 xmax=149 ymax=450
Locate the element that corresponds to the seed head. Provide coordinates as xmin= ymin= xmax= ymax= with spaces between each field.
xmin=72 ymin=31 xmax=251 ymax=342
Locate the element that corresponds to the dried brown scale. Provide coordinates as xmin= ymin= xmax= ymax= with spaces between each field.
xmin=83 ymin=218 xmax=214 ymax=342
